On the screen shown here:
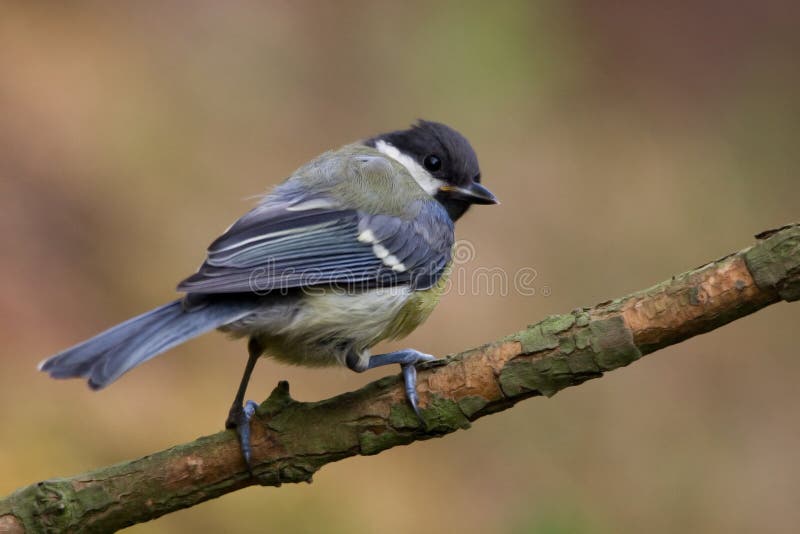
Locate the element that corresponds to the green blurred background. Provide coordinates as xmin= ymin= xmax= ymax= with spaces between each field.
xmin=2 ymin=1 xmax=799 ymax=532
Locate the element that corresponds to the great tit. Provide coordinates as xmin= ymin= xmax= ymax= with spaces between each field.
xmin=39 ymin=120 xmax=498 ymax=467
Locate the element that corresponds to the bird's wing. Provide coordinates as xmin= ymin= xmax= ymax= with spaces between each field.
xmin=177 ymin=168 xmax=453 ymax=295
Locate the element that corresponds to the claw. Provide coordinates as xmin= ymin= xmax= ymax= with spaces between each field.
xmin=227 ymin=400 xmax=259 ymax=471
xmin=401 ymin=363 xmax=424 ymax=422
xmin=362 ymin=349 xmax=435 ymax=425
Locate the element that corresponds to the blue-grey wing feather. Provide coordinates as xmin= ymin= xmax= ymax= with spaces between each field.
xmin=178 ymin=197 xmax=454 ymax=294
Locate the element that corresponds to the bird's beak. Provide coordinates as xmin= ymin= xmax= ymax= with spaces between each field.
xmin=439 ymin=182 xmax=499 ymax=205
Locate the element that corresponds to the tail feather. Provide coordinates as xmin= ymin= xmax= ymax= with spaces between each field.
xmin=39 ymin=299 xmax=252 ymax=389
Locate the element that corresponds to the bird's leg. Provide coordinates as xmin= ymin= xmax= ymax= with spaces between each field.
xmin=225 ymin=337 xmax=263 ymax=471
xmin=348 ymin=349 xmax=436 ymax=422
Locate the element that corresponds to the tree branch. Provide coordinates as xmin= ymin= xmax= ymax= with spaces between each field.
xmin=2 ymin=224 xmax=799 ymax=533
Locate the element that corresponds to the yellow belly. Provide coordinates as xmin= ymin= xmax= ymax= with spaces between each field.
xmin=250 ymin=263 xmax=452 ymax=368
xmin=379 ymin=262 xmax=451 ymax=342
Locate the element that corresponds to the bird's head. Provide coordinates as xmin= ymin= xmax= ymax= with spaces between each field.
xmin=365 ymin=120 xmax=498 ymax=221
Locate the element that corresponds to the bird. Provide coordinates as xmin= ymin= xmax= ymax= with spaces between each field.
xmin=39 ymin=120 xmax=498 ymax=468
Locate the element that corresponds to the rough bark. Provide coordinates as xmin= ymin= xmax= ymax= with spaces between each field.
xmin=1 ymin=223 xmax=798 ymax=533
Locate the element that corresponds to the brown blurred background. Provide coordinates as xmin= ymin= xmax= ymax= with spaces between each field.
xmin=2 ymin=1 xmax=799 ymax=532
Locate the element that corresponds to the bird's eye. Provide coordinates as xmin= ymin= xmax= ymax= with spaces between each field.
xmin=423 ymin=154 xmax=442 ymax=172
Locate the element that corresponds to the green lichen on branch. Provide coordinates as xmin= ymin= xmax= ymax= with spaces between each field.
xmin=500 ymin=314 xmax=640 ymax=398
xmin=1 ymin=223 xmax=798 ymax=533
xmin=746 ymin=224 xmax=800 ymax=302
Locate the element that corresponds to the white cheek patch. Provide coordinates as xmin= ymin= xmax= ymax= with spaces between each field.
xmin=374 ymin=139 xmax=445 ymax=196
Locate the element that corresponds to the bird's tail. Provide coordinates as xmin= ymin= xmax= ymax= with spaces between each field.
xmin=39 ymin=299 xmax=252 ymax=390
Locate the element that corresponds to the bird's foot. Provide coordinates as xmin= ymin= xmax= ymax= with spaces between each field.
xmin=366 ymin=349 xmax=436 ymax=423
xmin=225 ymin=400 xmax=259 ymax=471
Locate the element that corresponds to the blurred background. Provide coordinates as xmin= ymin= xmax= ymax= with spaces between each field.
xmin=2 ymin=1 xmax=799 ymax=532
